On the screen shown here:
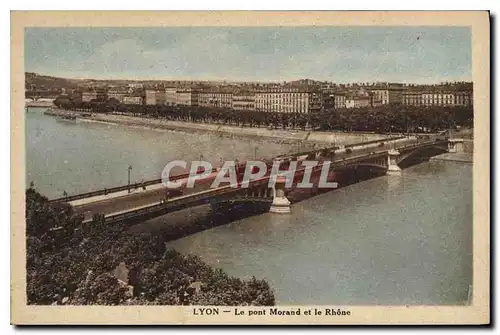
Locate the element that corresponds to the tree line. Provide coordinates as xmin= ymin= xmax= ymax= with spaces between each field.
xmin=54 ymin=95 xmax=474 ymax=133
xmin=26 ymin=185 xmax=275 ymax=306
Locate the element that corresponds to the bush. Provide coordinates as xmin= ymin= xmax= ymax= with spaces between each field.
xmin=26 ymin=188 xmax=275 ymax=306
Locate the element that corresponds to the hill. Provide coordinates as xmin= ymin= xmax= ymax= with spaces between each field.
xmin=25 ymin=72 xmax=83 ymax=90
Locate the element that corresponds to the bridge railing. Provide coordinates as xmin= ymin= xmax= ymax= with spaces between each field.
xmin=396 ymin=138 xmax=447 ymax=150
xmin=96 ymin=177 xmax=272 ymax=224
xmin=344 ymin=136 xmax=406 ymax=149
xmin=85 ymin=140 xmax=450 ymax=224
xmin=328 ymin=139 xmax=447 ymax=167
xmin=50 ymin=168 xmax=219 ymax=204
xmin=99 ymin=150 xmax=412 ymax=225
xmin=82 ymin=153 xmax=389 ymax=224
xmin=54 ymin=138 xmax=448 ymax=205
xmin=276 ymin=136 xmax=408 ymax=162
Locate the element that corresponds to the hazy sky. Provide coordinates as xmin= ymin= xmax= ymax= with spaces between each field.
xmin=25 ymin=27 xmax=472 ymax=84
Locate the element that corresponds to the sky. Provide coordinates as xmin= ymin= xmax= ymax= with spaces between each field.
xmin=24 ymin=27 xmax=472 ymax=84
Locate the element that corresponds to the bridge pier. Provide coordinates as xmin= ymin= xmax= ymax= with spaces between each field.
xmin=448 ymin=139 xmax=464 ymax=153
xmin=386 ymin=149 xmax=402 ymax=176
xmin=269 ymin=175 xmax=291 ymax=213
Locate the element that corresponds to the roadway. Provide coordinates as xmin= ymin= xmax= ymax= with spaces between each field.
xmin=71 ymin=171 xmax=220 ymax=221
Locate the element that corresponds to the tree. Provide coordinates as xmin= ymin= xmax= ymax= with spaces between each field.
xmin=51 ymin=94 xmax=474 ymax=134
xmin=53 ymin=96 xmax=70 ymax=108
xmin=71 ymin=272 xmax=131 ymax=305
xmin=26 ymin=187 xmax=276 ymax=306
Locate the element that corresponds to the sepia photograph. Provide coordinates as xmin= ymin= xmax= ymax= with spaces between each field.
xmin=11 ymin=11 xmax=489 ymax=325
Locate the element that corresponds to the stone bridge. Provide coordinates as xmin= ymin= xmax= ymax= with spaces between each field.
xmin=51 ymin=137 xmax=463 ymax=225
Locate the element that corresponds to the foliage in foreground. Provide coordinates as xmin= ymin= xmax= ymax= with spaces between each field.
xmin=26 ymin=186 xmax=275 ymax=306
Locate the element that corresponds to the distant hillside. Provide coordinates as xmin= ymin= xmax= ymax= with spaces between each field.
xmin=25 ymin=72 xmax=474 ymax=92
xmin=25 ymin=72 xmax=84 ymax=90
xmin=25 ymin=72 xmax=153 ymax=91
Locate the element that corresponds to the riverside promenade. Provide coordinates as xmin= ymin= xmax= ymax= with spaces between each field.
xmin=44 ymin=108 xmax=393 ymax=145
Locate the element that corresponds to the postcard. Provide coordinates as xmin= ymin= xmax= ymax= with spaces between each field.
xmin=11 ymin=10 xmax=490 ymax=325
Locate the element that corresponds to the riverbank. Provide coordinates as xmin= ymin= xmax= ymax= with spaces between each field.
xmin=26 ymin=101 xmax=54 ymax=107
xmin=43 ymin=108 xmax=392 ymax=145
xmin=430 ymin=152 xmax=473 ymax=163
xmin=430 ymin=139 xmax=473 ymax=163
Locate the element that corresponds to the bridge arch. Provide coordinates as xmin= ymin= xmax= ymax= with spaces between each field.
xmin=397 ymin=141 xmax=448 ymax=164
xmin=354 ymin=163 xmax=388 ymax=171
xmin=397 ymin=144 xmax=448 ymax=166
xmin=347 ymin=154 xmax=389 ymax=171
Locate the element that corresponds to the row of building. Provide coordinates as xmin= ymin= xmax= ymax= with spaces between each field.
xmin=83 ymin=86 xmax=324 ymax=114
xmin=159 ymin=87 xmax=324 ymax=114
xmin=325 ymin=86 xmax=473 ymax=109
xmin=403 ymin=91 xmax=473 ymax=107
xmin=80 ymin=83 xmax=473 ymax=114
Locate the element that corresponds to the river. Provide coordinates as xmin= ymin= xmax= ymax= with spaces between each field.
xmin=26 ymin=107 xmax=472 ymax=305
xmin=26 ymin=108 xmax=294 ymax=198
xmin=166 ymin=157 xmax=472 ymax=305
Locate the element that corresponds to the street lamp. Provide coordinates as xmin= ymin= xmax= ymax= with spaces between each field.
xmin=127 ymin=165 xmax=133 ymax=193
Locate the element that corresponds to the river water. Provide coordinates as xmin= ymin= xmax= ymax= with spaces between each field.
xmin=26 ymin=107 xmax=472 ymax=305
xmin=26 ymin=108 xmax=294 ymax=198
xmin=168 ymin=162 xmax=472 ymax=305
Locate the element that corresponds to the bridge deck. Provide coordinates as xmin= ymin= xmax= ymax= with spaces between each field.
xmin=69 ymin=181 xmax=166 ymax=206
xmin=68 ymin=137 xmax=448 ymax=224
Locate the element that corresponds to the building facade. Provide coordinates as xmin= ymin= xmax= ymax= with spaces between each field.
xmin=123 ymin=96 xmax=143 ymax=105
xmin=255 ymin=87 xmax=321 ymax=114
xmin=402 ymin=91 xmax=423 ymax=106
xmin=82 ymin=92 xmax=97 ymax=102
xmin=144 ymin=90 xmax=157 ymax=105
xmin=155 ymin=91 xmax=166 ymax=105
xmin=323 ymin=91 xmax=347 ymax=110
xmin=107 ymin=91 xmax=126 ymax=103
xmin=403 ymin=88 xmax=473 ymax=107
xmin=95 ymin=88 xmax=108 ymax=102
xmin=334 ymin=93 xmax=346 ymax=109
xmin=128 ymin=83 xmax=144 ymax=89
xmin=370 ymin=95 xmax=383 ymax=107
xmin=176 ymin=89 xmax=197 ymax=106
xmin=322 ymin=92 xmax=346 ymax=110
xmin=82 ymin=88 xmax=108 ymax=102
xmin=232 ymin=92 xmax=256 ymax=111
xmin=165 ymin=87 xmax=178 ymax=106
xmin=345 ymin=96 xmax=371 ymax=109
xmin=198 ymin=90 xmax=233 ymax=109
xmin=454 ymin=91 xmax=473 ymax=106
xmin=370 ymin=84 xmax=404 ymax=105
xmin=422 ymin=92 xmax=457 ymax=107
xmin=370 ymin=89 xmax=390 ymax=105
